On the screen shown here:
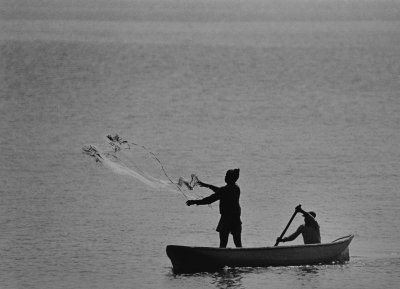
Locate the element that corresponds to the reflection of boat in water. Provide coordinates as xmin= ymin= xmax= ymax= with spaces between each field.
xmin=166 ymin=234 xmax=354 ymax=274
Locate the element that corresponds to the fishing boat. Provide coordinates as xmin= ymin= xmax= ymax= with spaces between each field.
xmin=166 ymin=234 xmax=354 ymax=273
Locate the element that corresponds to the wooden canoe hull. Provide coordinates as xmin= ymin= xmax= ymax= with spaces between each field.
xmin=166 ymin=235 xmax=353 ymax=273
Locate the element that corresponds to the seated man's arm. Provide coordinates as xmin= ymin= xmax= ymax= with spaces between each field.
xmin=283 ymin=225 xmax=304 ymax=242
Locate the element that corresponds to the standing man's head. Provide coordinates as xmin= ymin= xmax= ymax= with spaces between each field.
xmin=225 ymin=168 xmax=240 ymax=185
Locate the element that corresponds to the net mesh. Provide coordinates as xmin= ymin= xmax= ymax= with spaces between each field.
xmin=82 ymin=134 xmax=200 ymax=199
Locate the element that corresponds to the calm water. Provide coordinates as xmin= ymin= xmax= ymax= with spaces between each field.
xmin=1 ymin=3 xmax=400 ymax=288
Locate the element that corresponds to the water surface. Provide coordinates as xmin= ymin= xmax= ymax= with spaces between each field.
xmin=1 ymin=1 xmax=400 ymax=288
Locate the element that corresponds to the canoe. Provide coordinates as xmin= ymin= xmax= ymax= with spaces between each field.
xmin=166 ymin=234 xmax=354 ymax=273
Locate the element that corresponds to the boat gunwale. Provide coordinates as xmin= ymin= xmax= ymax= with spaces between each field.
xmin=167 ymin=234 xmax=354 ymax=252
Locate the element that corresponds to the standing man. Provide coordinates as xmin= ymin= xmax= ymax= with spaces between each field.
xmin=186 ymin=168 xmax=242 ymax=248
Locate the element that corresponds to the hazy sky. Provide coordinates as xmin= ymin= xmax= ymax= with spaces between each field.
xmin=1 ymin=0 xmax=399 ymax=22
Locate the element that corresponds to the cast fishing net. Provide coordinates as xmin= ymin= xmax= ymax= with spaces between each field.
xmin=82 ymin=134 xmax=200 ymax=199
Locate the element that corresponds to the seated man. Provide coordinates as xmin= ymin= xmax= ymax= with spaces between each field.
xmin=277 ymin=205 xmax=321 ymax=244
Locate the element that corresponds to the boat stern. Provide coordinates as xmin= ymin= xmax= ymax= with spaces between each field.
xmin=166 ymin=245 xmax=225 ymax=274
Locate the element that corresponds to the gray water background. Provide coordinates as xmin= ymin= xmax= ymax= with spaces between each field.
xmin=1 ymin=1 xmax=399 ymax=288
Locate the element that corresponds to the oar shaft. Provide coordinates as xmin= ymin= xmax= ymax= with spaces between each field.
xmin=274 ymin=210 xmax=298 ymax=246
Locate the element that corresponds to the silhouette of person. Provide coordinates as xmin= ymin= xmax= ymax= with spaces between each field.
xmin=277 ymin=205 xmax=321 ymax=244
xmin=186 ymin=168 xmax=242 ymax=248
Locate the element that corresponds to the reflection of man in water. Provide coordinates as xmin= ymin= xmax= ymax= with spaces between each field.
xmin=186 ymin=169 xmax=242 ymax=248
xmin=277 ymin=205 xmax=321 ymax=244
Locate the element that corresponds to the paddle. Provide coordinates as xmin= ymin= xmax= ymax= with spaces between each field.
xmin=274 ymin=205 xmax=300 ymax=246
